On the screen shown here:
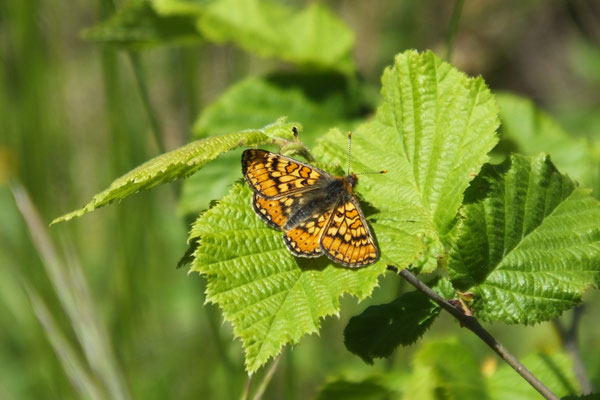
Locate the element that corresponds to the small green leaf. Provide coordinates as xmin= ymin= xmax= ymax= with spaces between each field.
xmin=497 ymin=92 xmax=599 ymax=189
xmin=344 ymin=290 xmax=440 ymax=364
xmin=561 ymin=395 xmax=600 ymax=400
xmin=82 ymin=0 xmax=202 ymax=48
xmin=488 ymin=352 xmax=579 ymax=399
xmin=449 ymin=153 xmax=600 ymax=324
xmin=197 ymin=0 xmax=355 ymax=74
xmin=316 ymin=50 xmax=499 ymax=270
xmin=409 ymin=339 xmax=488 ymax=400
xmin=52 ymin=120 xmax=295 ymax=224
xmin=315 ymin=378 xmax=394 ymax=400
xmin=190 ymin=184 xmax=387 ymax=373
xmin=153 ymin=0 xmax=213 ymax=16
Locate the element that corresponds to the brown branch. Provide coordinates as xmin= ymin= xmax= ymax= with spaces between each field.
xmin=553 ymin=305 xmax=593 ymax=394
xmin=388 ymin=266 xmax=560 ymax=400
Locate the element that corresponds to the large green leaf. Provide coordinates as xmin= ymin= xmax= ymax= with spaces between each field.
xmin=52 ymin=120 xmax=295 ymax=224
xmin=315 ymin=50 xmax=499 ymax=270
xmin=496 ymin=92 xmax=599 ymax=190
xmin=449 ymin=153 xmax=600 ymax=324
xmin=196 ymin=0 xmax=355 ymax=74
xmin=190 ymin=184 xmax=388 ymax=373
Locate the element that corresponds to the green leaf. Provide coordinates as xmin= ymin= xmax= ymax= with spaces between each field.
xmin=488 ymin=352 xmax=579 ymax=400
xmin=344 ymin=289 xmax=440 ymax=364
xmin=197 ymin=0 xmax=355 ymax=74
xmin=178 ymin=150 xmax=243 ymax=216
xmin=179 ymin=74 xmax=371 ymax=215
xmin=190 ymin=183 xmax=387 ymax=373
xmin=404 ymin=339 xmax=578 ymax=400
xmin=85 ymin=0 xmax=355 ymax=73
xmin=316 ymin=50 xmax=499 ymax=270
xmin=315 ymin=378 xmax=393 ymax=400
xmin=82 ymin=0 xmax=202 ymax=48
xmin=409 ymin=339 xmax=488 ymax=400
xmin=52 ymin=120 xmax=296 ymax=224
xmin=497 ymin=92 xmax=599 ymax=189
xmin=449 ymin=153 xmax=600 ymax=324
xmin=193 ymin=75 xmax=368 ymax=140
xmin=153 ymin=0 xmax=213 ymax=16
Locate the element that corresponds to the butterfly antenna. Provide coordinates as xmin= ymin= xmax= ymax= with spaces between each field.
xmin=347 ymin=130 xmax=352 ymax=175
xmin=356 ymin=170 xmax=388 ymax=175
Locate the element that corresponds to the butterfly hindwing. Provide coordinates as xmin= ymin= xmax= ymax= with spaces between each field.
xmin=242 ymin=149 xmax=324 ymax=199
xmin=283 ymin=208 xmax=333 ymax=257
xmin=320 ymin=196 xmax=379 ymax=267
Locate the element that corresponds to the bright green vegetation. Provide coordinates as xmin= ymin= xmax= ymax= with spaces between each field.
xmin=3 ymin=0 xmax=600 ymax=399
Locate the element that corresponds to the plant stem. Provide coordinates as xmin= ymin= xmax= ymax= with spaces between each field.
xmin=553 ymin=306 xmax=593 ymax=394
xmin=128 ymin=52 xmax=166 ymax=153
xmin=445 ymin=0 xmax=465 ymax=61
xmin=240 ymin=376 xmax=252 ymax=400
xmin=252 ymin=352 xmax=283 ymax=400
xmin=388 ymin=266 xmax=560 ymax=400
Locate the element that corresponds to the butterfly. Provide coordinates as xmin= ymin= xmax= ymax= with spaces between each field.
xmin=242 ymin=134 xmax=382 ymax=268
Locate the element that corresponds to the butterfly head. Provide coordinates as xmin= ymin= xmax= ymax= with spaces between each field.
xmin=346 ymin=172 xmax=358 ymax=188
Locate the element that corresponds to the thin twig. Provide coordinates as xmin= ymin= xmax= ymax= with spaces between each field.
xmin=128 ymin=52 xmax=166 ymax=153
xmin=388 ymin=266 xmax=560 ymax=400
xmin=553 ymin=306 xmax=593 ymax=394
xmin=445 ymin=0 xmax=465 ymax=61
xmin=240 ymin=376 xmax=252 ymax=400
xmin=252 ymin=352 xmax=283 ymax=400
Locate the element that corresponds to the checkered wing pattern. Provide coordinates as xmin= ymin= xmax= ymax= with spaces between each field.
xmin=319 ymin=197 xmax=379 ymax=267
xmin=242 ymin=149 xmax=323 ymax=199
xmin=242 ymin=148 xmax=379 ymax=268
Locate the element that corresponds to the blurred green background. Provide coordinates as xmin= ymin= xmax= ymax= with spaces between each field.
xmin=1 ymin=0 xmax=599 ymax=399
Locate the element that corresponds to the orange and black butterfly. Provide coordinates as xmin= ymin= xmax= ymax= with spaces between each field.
xmin=242 ymin=133 xmax=382 ymax=268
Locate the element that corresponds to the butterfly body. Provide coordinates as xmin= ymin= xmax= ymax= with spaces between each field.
xmin=242 ymin=149 xmax=378 ymax=267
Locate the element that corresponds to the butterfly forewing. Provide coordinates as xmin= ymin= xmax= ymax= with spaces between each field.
xmin=252 ymin=193 xmax=302 ymax=229
xmin=242 ymin=149 xmax=324 ymax=199
xmin=320 ymin=197 xmax=379 ymax=267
